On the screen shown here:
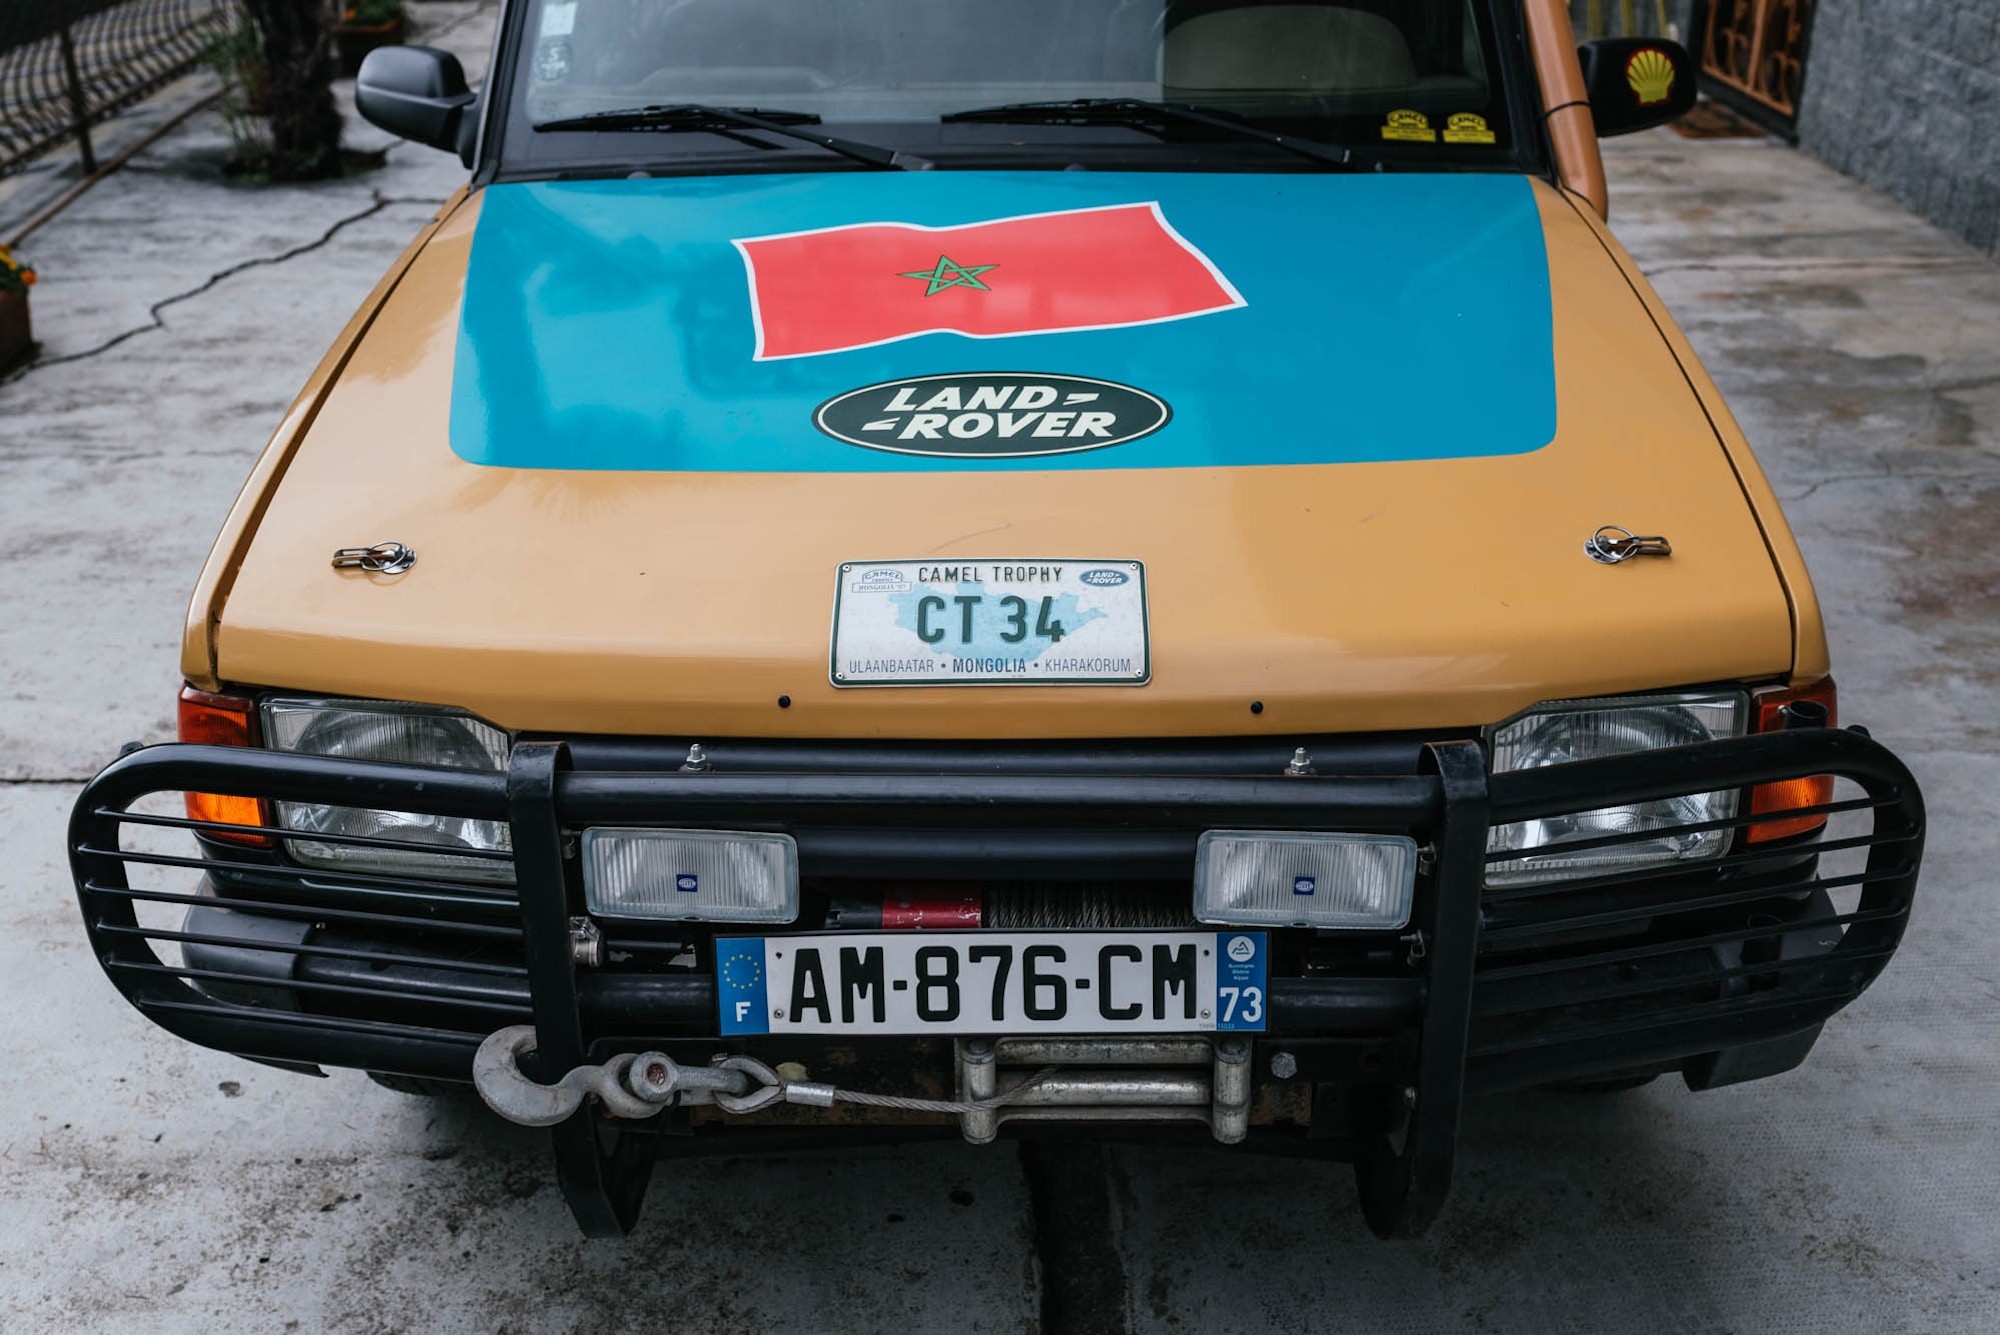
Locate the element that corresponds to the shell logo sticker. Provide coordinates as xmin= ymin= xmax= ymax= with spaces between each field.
xmin=1381 ymin=109 xmax=1437 ymax=143
xmin=1626 ymin=48 xmax=1677 ymax=105
xmin=1443 ymin=112 xmax=1496 ymax=145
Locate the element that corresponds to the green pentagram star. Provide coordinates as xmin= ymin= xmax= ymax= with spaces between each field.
xmin=898 ymin=254 xmax=997 ymax=296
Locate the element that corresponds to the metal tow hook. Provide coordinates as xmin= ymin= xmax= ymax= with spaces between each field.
xmin=472 ymin=1027 xmax=779 ymax=1126
xmin=472 ymin=1027 xmax=660 ymax=1126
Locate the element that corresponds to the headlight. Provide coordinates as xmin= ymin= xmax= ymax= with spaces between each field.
xmin=261 ymin=698 xmax=513 ymax=885
xmin=1486 ymin=691 xmax=1747 ymax=886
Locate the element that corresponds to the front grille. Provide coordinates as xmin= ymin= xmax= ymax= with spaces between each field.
xmin=71 ymin=727 xmax=1920 ymax=1090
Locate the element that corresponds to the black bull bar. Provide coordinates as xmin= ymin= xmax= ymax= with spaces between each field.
xmin=70 ymin=728 xmax=1922 ymax=1237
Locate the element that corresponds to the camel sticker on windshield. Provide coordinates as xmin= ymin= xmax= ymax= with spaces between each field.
xmin=732 ymin=202 xmax=1245 ymax=360
xmin=1381 ymin=110 xmax=1437 ymax=143
xmin=1443 ymin=112 xmax=1497 ymax=145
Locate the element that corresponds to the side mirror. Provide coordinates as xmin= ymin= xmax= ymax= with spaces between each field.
xmin=1576 ymin=38 xmax=1699 ymax=137
xmin=356 ymin=45 xmax=479 ymax=164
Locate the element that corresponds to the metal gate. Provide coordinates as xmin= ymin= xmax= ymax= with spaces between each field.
xmin=1700 ymin=0 xmax=1814 ymax=121
xmin=1572 ymin=1 xmax=1677 ymax=40
xmin=1 ymin=0 xmax=232 ymax=176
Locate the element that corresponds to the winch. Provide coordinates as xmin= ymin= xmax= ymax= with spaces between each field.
xmin=471 ymin=1025 xmax=1252 ymax=1143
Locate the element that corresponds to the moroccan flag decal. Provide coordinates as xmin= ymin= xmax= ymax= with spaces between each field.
xmin=733 ymin=202 xmax=1246 ymax=360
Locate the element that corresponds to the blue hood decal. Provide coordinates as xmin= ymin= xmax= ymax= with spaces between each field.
xmin=451 ymin=172 xmax=1554 ymax=471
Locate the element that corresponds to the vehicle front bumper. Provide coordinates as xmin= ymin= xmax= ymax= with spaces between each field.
xmin=70 ymin=726 xmax=1922 ymax=1236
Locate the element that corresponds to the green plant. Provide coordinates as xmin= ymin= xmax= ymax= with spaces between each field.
xmin=207 ymin=12 xmax=273 ymax=161
xmin=0 ymin=243 xmax=34 ymax=296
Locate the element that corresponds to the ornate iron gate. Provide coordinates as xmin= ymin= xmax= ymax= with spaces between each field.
xmin=1701 ymin=0 xmax=1814 ymax=120
xmin=1 ymin=0 xmax=231 ymax=176
xmin=1574 ymin=1 xmax=1676 ymax=39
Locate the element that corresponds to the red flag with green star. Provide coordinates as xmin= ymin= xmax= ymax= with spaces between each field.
xmin=732 ymin=201 xmax=1245 ymax=360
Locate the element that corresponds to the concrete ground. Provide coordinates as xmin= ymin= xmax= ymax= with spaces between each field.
xmin=2 ymin=12 xmax=1996 ymax=1326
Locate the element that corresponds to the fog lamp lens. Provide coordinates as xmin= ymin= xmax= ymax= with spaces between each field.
xmin=582 ymin=828 xmax=799 ymax=923
xmin=1193 ymin=831 xmax=1418 ymax=930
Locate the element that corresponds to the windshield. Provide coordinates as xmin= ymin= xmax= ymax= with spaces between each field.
xmin=506 ymin=0 xmax=1522 ymax=172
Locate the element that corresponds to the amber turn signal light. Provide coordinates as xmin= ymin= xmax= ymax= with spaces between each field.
xmin=1745 ymin=678 xmax=1838 ymax=844
xmin=177 ymin=685 xmax=272 ymax=847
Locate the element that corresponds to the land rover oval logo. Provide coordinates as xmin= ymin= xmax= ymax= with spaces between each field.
xmin=814 ymin=374 xmax=1171 ymax=458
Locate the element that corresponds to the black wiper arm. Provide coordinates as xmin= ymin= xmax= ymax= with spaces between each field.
xmin=943 ymin=97 xmax=1351 ymax=168
xmin=535 ymin=104 xmax=935 ymax=171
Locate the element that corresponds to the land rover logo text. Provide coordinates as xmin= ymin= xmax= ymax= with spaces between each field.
xmin=814 ymin=374 xmax=1171 ymax=458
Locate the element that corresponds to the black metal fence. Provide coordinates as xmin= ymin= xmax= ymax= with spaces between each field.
xmin=1 ymin=0 xmax=232 ymax=176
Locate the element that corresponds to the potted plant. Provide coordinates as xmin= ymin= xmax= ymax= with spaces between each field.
xmin=0 ymin=243 xmax=35 ymax=371
xmin=333 ymin=0 xmax=407 ymax=80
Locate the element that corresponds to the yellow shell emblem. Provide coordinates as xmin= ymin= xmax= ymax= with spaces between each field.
xmin=1625 ymin=48 xmax=1677 ymax=106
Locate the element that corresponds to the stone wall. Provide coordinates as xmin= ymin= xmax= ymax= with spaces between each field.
xmin=1795 ymin=0 xmax=2000 ymax=257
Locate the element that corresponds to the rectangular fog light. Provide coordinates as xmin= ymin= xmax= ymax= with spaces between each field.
xmin=1194 ymin=831 xmax=1418 ymax=930
xmin=582 ymin=828 xmax=799 ymax=923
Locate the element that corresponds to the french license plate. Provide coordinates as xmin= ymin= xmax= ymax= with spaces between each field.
xmin=830 ymin=559 xmax=1149 ymax=686
xmin=717 ymin=931 xmax=1268 ymax=1036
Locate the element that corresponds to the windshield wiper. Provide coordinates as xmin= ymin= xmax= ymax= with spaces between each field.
xmin=943 ymin=98 xmax=1351 ymax=169
xmin=535 ymin=104 xmax=935 ymax=171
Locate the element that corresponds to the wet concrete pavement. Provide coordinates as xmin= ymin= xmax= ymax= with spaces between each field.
xmin=2 ymin=25 xmax=1996 ymax=1328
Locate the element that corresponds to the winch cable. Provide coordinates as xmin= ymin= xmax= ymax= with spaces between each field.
xmin=472 ymin=1025 xmax=1059 ymax=1128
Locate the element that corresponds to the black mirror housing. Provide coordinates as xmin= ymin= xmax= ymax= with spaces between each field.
xmin=1576 ymin=38 xmax=1699 ymax=137
xmin=356 ymin=45 xmax=479 ymax=163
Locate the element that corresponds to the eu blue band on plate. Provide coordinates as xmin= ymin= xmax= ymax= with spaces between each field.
xmin=716 ymin=937 xmax=771 ymax=1035
xmin=451 ymin=171 xmax=1556 ymax=473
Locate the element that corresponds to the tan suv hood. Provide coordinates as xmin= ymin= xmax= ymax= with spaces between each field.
xmin=200 ymin=173 xmax=1798 ymax=738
